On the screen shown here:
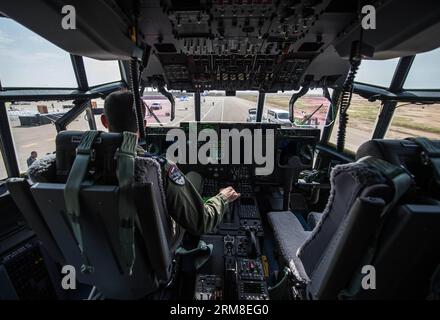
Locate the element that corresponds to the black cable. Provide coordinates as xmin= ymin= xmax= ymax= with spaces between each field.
xmin=127 ymin=0 xmax=146 ymax=144
xmin=335 ymin=0 xmax=369 ymax=152
xmin=336 ymin=58 xmax=361 ymax=152
xmin=129 ymin=58 xmax=147 ymax=144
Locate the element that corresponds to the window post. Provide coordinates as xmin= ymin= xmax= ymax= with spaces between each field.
xmin=195 ymin=91 xmax=201 ymax=121
xmin=0 ymin=82 xmax=20 ymax=177
xmin=372 ymin=56 xmax=415 ymax=139
xmin=256 ymin=91 xmax=266 ymax=123
xmin=70 ymin=55 xmax=89 ymax=91
xmin=321 ymin=89 xmax=340 ymax=144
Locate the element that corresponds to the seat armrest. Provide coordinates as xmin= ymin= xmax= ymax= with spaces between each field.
xmin=307 ymin=212 xmax=323 ymax=230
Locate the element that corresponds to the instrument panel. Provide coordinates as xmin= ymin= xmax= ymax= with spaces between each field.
xmin=145 ymin=122 xmax=320 ymax=182
xmin=139 ymin=0 xmax=352 ymax=91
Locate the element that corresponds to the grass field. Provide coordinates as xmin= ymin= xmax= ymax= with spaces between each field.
xmin=238 ymin=93 xmax=440 ymax=136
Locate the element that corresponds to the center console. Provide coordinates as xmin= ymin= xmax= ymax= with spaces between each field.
xmin=194 ymin=179 xmax=269 ymax=300
xmin=144 ymin=122 xmax=320 ymax=300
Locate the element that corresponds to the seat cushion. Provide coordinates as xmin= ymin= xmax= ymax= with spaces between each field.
xmin=268 ymin=211 xmax=310 ymax=264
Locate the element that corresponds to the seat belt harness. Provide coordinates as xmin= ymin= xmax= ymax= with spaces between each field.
xmin=64 ymin=130 xmax=100 ymax=274
xmin=115 ymin=131 xmax=138 ymax=276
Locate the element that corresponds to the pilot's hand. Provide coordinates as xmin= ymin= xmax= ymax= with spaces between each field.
xmin=219 ymin=186 xmax=240 ymax=203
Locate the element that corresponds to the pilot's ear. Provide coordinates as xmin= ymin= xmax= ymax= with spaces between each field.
xmin=101 ymin=114 xmax=109 ymax=129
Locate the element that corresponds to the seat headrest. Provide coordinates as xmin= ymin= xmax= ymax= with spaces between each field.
xmin=56 ymin=131 xmax=124 ymax=184
xmin=357 ymin=139 xmax=440 ymax=193
xmin=356 ymin=139 xmax=422 ymax=167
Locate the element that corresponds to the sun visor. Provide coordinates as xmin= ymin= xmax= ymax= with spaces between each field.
xmin=0 ymin=0 xmax=142 ymax=60
xmin=334 ymin=0 xmax=440 ymax=60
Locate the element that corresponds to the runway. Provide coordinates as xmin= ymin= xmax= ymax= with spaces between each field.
xmin=169 ymin=96 xmax=256 ymax=125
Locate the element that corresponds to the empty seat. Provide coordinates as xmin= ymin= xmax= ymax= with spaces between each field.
xmin=269 ymin=157 xmax=392 ymax=264
xmin=268 ymin=211 xmax=311 ymax=265
xmin=268 ymin=156 xmax=410 ymax=299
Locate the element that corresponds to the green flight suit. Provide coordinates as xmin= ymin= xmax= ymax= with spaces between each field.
xmin=136 ymin=147 xmax=228 ymax=235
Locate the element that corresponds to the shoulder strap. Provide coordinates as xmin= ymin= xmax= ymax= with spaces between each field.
xmin=64 ymin=130 xmax=100 ymax=274
xmin=360 ymin=156 xmax=413 ymax=215
xmin=339 ymin=156 xmax=413 ymax=299
xmin=115 ymin=131 xmax=138 ymax=276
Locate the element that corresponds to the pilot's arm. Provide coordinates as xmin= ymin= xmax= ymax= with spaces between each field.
xmin=162 ymin=161 xmax=239 ymax=235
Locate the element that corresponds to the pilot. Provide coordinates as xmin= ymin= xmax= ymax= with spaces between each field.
xmin=100 ymin=90 xmax=240 ymax=236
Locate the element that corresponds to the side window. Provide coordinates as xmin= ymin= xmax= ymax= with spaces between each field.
xmin=83 ymin=57 xmax=121 ymax=87
xmin=7 ymin=101 xmax=62 ymax=171
xmin=0 ymin=18 xmax=77 ymax=88
xmin=404 ymin=48 xmax=440 ymax=90
xmin=66 ymin=108 xmax=93 ymax=131
xmin=355 ymin=58 xmax=400 ymax=88
xmin=386 ymin=103 xmax=440 ymax=139
xmin=329 ymin=94 xmax=382 ymax=153
xmin=0 ymin=151 xmax=7 ymax=180
xmin=293 ymin=94 xmax=331 ymax=128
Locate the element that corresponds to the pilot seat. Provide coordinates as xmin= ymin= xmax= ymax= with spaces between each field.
xmin=7 ymin=130 xmax=179 ymax=299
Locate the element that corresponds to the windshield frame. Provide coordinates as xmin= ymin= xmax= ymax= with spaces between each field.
xmin=2 ymin=17 xmax=440 ymax=177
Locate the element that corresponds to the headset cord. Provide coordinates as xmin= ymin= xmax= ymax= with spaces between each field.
xmin=336 ymin=58 xmax=361 ymax=152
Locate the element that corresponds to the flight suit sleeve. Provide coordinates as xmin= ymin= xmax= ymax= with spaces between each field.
xmin=163 ymin=162 xmax=228 ymax=235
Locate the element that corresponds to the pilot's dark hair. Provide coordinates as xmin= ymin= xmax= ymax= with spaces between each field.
xmin=103 ymin=90 xmax=138 ymax=133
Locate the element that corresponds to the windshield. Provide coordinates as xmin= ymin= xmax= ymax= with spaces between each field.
xmin=146 ymin=91 xmax=260 ymax=126
xmin=148 ymin=90 xmax=332 ymax=126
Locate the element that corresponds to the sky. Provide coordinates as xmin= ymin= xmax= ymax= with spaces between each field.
xmin=0 ymin=18 xmax=121 ymax=88
xmin=0 ymin=17 xmax=439 ymax=90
